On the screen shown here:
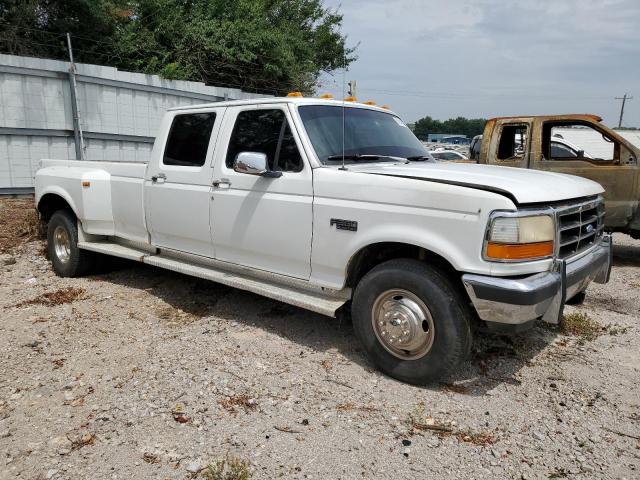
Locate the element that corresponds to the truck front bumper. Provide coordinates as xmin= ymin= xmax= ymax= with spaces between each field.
xmin=461 ymin=235 xmax=613 ymax=325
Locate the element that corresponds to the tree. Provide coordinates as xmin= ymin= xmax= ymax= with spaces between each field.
xmin=0 ymin=0 xmax=355 ymax=95
xmin=413 ymin=116 xmax=487 ymax=140
xmin=0 ymin=0 xmax=124 ymax=59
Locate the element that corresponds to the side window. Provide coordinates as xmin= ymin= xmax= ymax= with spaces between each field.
xmin=226 ymin=109 xmax=303 ymax=172
xmin=545 ymin=124 xmax=616 ymax=162
xmin=497 ymin=125 xmax=527 ymax=161
xmin=163 ymin=113 xmax=216 ymax=166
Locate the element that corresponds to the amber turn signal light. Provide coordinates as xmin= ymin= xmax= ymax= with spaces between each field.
xmin=485 ymin=241 xmax=553 ymax=260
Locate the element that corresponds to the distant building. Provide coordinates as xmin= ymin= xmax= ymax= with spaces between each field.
xmin=427 ymin=134 xmax=469 ymax=145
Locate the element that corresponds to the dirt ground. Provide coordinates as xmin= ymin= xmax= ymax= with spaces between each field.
xmin=0 ymin=197 xmax=639 ymax=480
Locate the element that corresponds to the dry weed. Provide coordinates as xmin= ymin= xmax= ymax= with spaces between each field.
xmin=217 ymin=394 xmax=257 ymax=414
xmin=15 ymin=287 xmax=86 ymax=308
xmin=0 ymin=198 xmax=42 ymax=252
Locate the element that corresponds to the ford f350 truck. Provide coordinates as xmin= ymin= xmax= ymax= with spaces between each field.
xmin=35 ymin=98 xmax=612 ymax=384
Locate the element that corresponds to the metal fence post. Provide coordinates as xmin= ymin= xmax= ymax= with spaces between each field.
xmin=66 ymin=33 xmax=85 ymax=160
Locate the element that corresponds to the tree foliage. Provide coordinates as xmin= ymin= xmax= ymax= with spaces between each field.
xmin=0 ymin=0 xmax=355 ymax=95
xmin=413 ymin=116 xmax=487 ymax=140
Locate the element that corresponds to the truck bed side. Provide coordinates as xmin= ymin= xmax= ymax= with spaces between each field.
xmin=35 ymin=159 xmax=149 ymax=243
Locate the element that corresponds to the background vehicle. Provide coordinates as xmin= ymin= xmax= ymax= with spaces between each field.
xmin=429 ymin=149 xmax=468 ymax=161
xmin=476 ymin=114 xmax=640 ymax=238
xmin=551 ymin=136 xmax=594 ymax=159
xmin=469 ymin=134 xmax=482 ymax=160
xmin=34 ymin=99 xmax=611 ymax=384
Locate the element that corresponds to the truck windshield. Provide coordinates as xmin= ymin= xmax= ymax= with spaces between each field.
xmin=298 ymin=105 xmax=428 ymax=164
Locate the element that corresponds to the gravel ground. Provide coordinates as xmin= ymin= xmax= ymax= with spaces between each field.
xmin=0 ymin=198 xmax=639 ymax=480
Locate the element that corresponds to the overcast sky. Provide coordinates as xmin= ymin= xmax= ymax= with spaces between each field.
xmin=319 ymin=0 xmax=640 ymax=127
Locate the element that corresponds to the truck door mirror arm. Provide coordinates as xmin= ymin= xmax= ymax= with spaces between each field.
xmin=233 ymin=151 xmax=282 ymax=178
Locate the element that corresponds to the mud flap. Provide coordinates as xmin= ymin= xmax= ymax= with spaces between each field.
xmin=542 ymin=259 xmax=566 ymax=325
xmin=594 ymin=234 xmax=613 ymax=284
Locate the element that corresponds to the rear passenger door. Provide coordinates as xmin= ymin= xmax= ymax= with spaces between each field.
xmin=145 ymin=108 xmax=223 ymax=257
xmin=210 ymin=104 xmax=313 ymax=280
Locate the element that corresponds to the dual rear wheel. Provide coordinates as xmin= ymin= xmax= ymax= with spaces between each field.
xmin=47 ymin=210 xmax=95 ymax=277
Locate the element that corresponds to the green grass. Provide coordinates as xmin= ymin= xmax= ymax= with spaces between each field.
xmin=200 ymin=457 xmax=250 ymax=480
xmin=562 ymin=312 xmax=602 ymax=343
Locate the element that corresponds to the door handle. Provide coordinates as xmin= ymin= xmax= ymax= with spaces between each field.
xmin=151 ymin=173 xmax=167 ymax=184
xmin=212 ymin=178 xmax=231 ymax=188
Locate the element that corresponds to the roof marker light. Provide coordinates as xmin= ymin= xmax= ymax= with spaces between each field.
xmin=362 ymin=101 xmax=376 ymax=106
xmin=381 ymin=104 xmax=391 ymax=109
xmin=344 ymin=96 xmax=357 ymax=102
xmin=287 ymin=91 xmax=303 ymax=97
xmin=319 ymin=93 xmax=334 ymax=99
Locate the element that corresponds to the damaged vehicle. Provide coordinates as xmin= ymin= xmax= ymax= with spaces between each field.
xmin=34 ymin=98 xmax=612 ymax=384
xmin=475 ymin=114 xmax=640 ymax=239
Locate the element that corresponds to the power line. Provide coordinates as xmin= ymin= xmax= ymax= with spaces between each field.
xmin=357 ymin=87 xmax=612 ymax=101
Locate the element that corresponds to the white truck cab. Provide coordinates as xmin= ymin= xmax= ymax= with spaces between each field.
xmin=35 ymin=97 xmax=612 ymax=384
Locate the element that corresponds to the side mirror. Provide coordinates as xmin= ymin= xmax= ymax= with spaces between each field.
xmin=233 ymin=152 xmax=282 ymax=177
xmin=234 ymin=152 xmax=267 ymax=175
xmin=577 ymin=150 xmax=585 ymax=158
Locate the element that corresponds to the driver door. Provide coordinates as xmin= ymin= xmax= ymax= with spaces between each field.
xmin=534 ymin=122 xmax=638 ymax=228
xmin=210 ymin=104 xmax=313 ymax=280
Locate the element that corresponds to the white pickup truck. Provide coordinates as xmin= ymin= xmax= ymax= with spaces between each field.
xmin=35 ymin=97 xmax=612 ymax=384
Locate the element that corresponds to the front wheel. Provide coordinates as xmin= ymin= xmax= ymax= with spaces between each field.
xmin=352 ymin=258 xmax=472 ymax=384
xmin=47 ymin=210 xmax=95 ymax=277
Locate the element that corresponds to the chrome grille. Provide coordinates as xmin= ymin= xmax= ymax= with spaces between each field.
xmin=556 ymin=198 xmax=605 ymax=259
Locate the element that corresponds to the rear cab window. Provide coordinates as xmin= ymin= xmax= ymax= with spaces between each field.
xmin=163 ymin=113 xmax=217 ymax=167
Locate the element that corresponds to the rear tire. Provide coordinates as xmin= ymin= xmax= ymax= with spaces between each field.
xmin=47 ymin=210 xmax=95 ymax=277
xmin=352 ymin=258 xmax=472 ymax=385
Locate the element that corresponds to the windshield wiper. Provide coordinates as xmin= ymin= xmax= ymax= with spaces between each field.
xmin=326 ymin=154 xmax=407 ymax=163
xmin=326 ymin=154 xmax=380 ymax=160
xmin=406 ymin=155 xmax=434 ymax=161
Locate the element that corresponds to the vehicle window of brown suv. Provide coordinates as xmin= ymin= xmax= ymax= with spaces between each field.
xmin=497 ymin=125 xmax=527 ymax=161
xmin=543 ymin=123 xmax=617 ymax=163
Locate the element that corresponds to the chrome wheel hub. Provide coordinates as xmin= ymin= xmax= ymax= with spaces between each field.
xmin=372 ymin=289 xmax=434 ymax=360
xmin=53 ymin=226 xmax=71 ymax=264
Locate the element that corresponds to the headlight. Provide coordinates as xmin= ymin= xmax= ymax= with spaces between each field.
xmin=485 ymin=213 xmax=555 ymax=261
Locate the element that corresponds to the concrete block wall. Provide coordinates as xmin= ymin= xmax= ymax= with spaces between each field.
xmin=0 ymin=54 xmax=269 ymax=191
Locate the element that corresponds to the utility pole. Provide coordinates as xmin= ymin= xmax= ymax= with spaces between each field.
xmin=66 ymin=33 xmax=86 ymax=160
xmin=347 ymin=80 xmax=357 ymax=98
xmin=615 ymin=93 xmax=633 ymax=129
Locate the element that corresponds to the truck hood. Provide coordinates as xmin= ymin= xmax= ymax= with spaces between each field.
xmin=345 ymin=161 xmax=604 ymax=205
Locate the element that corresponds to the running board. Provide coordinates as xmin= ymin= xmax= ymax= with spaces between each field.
xmin=78 ymin=241 xmax=346 ymax=317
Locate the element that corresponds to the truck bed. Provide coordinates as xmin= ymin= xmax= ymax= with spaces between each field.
xmin=35 ymin=159 xmax=149 ymax=243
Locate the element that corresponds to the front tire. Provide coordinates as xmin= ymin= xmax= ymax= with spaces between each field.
xmin=565 ymin=289 xmax=587 ymax=305
xmin=352 ymin=258 xmax=472 ymax=384
xmin=47 ymin=210 xmax=94 ymax=277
